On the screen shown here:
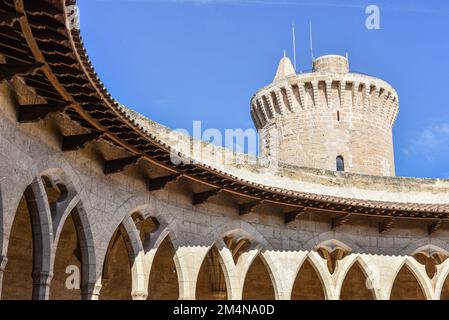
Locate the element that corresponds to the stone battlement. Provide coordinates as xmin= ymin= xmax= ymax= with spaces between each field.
xmin=250 ymin=55 xmax=399 ymax=177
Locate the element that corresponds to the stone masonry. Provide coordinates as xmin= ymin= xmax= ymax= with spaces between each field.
xmin=251 ymin=55 xmax=398 ymax=176
xmin=0 ymin=1 xmax=448 ymax=301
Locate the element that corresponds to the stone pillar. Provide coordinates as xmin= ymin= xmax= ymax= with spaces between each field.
xmin=0 ymin=256 xmax=8 ymax=300
xmin=131 ymin=290 xmax=148 ymax=300
xmin=262 ymin=251 xmax=309 ymax=300
xmin=81 ymin=281 xmax=102 ymax=300
xmin=32 ymin=271 xmax=53 ymax=300
xmin=175 ymin=246 xmax=210 ymax=300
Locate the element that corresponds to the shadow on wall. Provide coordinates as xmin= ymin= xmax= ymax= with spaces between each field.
xmin=1 ymin=173 xmax=449 ymax=300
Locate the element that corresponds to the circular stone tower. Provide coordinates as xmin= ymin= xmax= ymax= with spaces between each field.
xmin=251 ymin=55 xmax=399 ymax=176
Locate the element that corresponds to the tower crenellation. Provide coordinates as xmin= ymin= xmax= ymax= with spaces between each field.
xmin=251 ymin=54 xmax=399 ymax=176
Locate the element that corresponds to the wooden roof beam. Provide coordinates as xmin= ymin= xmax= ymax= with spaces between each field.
xmin=284 ymin=207 xmax=306 ymax=224
xmin=428 ymin=220 xmax=443 ymax=235
xmin=239 ymin=200 xmax=263 ymax=216
xmin=331 ymin=213 xmax=351 ymax=229
xmin=0 ymin=62 xmax=43 ymax=81
xmin=148 ymin=174 xmax=181 ymax=192
xmin=193 ymin=189 xmax=222 ymax=206
xmin=104 ymin=155 xmax=141 ymax=175
xmin=61 ymin=132 xmax=103 ymax=151
xmin=0 ymin=12 xmax=24 ymax=27
xmin=379 ymin=218 xmax=396 ymax=234
xmin=18 ymin=102 xmax=70 ymax=123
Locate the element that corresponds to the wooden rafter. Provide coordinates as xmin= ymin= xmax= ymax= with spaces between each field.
xmin=284 ymin=207 xmax=306 ymax=224
xmin=193 ymin=189 xmax=222 ymax=206
xmin=104 ymin=155 xmax=141 ymax=175
xmin=61 ymin=132 xmax=103 ymax=151
xmin=331 ymin=213 xmax=351 ymax=229
xmin=239 ymin=201 xmax=263 ymax=216
xmin=0 ymin=12 xmax=24 ymax=27
xmin=148 ymin=174 xmax=181 ymax=191
xmin=17 ymin=102 xmax=70 ymax=123
xmin=428 ymin=220 xmax=443 ymax=235
xmin=0 ymin=62 xmax=43 ymax=81
xmin=379 ymin=217 xmax=396 ymax=234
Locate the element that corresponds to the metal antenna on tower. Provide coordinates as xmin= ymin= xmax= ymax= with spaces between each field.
xmin=292 ymin=23 xmax=297 ymax=71
xmin=309 ymin=21 xmax=314 ymax=63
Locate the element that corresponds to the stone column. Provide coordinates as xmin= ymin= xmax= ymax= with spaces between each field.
xmin=175 ymin=246 xmax=210 ymax=300
xmin=131 ymin=290 xmax=148 ymax=300
xmin=0 ymin=256 xmax=8 ymax=300
xmin=32 ymin=271 xmax=53 ymax=300
xmin=81 ymin=281 xmax=102 ymax=300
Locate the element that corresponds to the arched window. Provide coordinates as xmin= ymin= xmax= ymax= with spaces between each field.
xmin=336 ymin=156 xmax=344 ymax=172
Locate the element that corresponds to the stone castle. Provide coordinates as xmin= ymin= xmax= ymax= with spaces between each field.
xmin=0 ymin=0 xmax=449 ymax=301
xmin=252 ymin=54 xmax=398 ymax=176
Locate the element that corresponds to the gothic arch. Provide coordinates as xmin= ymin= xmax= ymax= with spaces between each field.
xmin=50 ymin=202 xmax=97 ymax=300
xmin=337 ymin=255 xmax=376 ymax=300
xmin=291 ymin=256 xmax=327 ymax=300
xmin=195 ymin=242 xmax=229 ymax=300
xmin=306 ymin=251 xmax=335 ymax=299
xmin=242 ymin=251 xmax=277 ymax=300
xmin=399 ymin=239 xmax=449 ymax=257
xmin=2 ymin=177 xmax=53 ymax=300
xmin=389 ymin=258 xmax=432 ymax=300
xmin=432 ymin=258 xmax=449 ymax=300
xmin=100 ymin=214 xmax=145 ymax=300
xmin=147 ymin=233 xmax=179 ymax=300
xmin=35 ymin=168 xmax=97 ymax=300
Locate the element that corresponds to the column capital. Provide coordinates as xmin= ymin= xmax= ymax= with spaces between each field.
xmin=131 ymin=290 xmax=148 ymax=300
xmin=32 ymin=271 xmax=53 ymax=300
xmin=81 ymin=282 xmax=102 ymax=300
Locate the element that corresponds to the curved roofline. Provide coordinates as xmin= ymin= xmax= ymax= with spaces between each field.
xmin=1 ymin=0 xmax=447 ymax=224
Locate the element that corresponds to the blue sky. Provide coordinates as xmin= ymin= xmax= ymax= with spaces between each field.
xmin=77 ymin=0 xmax=449 ymax=179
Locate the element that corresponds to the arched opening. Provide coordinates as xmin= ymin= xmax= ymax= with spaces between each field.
xmin=340 ymin=262 xmax=374 ymax=300
xmin=336 ymin=156 xmax=345 ymax=172
xmin=291 ymin=259 xmax=325 ymax=300
xmin=390 ymin=265 xmax=425 ymax=300
xmin=196 ymin=246 xmax=227 ymax=300
xmin=2 ymin=195 xmax=33 ymax=299
xmin=441 ymin=274 xmax=449 ymax=300
xmin=100 ymin=226 xmax=132 ymax=300
xmin=50 ymin=211 xmax=82 ymax=300
xmin=147 ymin=236 xmax=179 ymax=300
xmin=242 ymin=255 xmax=275 ymax=300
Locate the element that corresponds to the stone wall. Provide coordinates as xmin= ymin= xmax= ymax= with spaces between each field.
xmin=0 ymin=81 xmax=449 ymax=300
xmin=251 ymin=55 xmax=399 ymax=176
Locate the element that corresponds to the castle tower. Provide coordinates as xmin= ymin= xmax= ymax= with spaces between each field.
xmin=251 ymin=55 xmax=399 ymax=176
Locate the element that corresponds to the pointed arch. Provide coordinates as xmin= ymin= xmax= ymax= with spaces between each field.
xmin=242 ymin=253 xmax=276 ymax=300
xmin=291 ymin=257 xmax=326 ymax=300
xmin=339 ymin=260 xmax=375 ymax=300
xmin=50 ymin=202 xmax=96 ymax=300
xmin=147 ymin=234 xmax=179 ymax=300
xmin=2 ymin=194 xmax=34 ymax=299
xmin=390 ymin=259 xmax=430 ymax=300
xmin=439 ymin=264 xmax=449 ymax=300
xmin=195 ymin=245 xmax=228 ymax=300
xmin=100 ymin=224 xmax=134 ymax=299
xmin=2 ymin=178 xmax=53 ymax=300
xmin=440 ymin=275 xmax=449 ymax=300
xmin=434 ymin=259 xmax=449 ymax=300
